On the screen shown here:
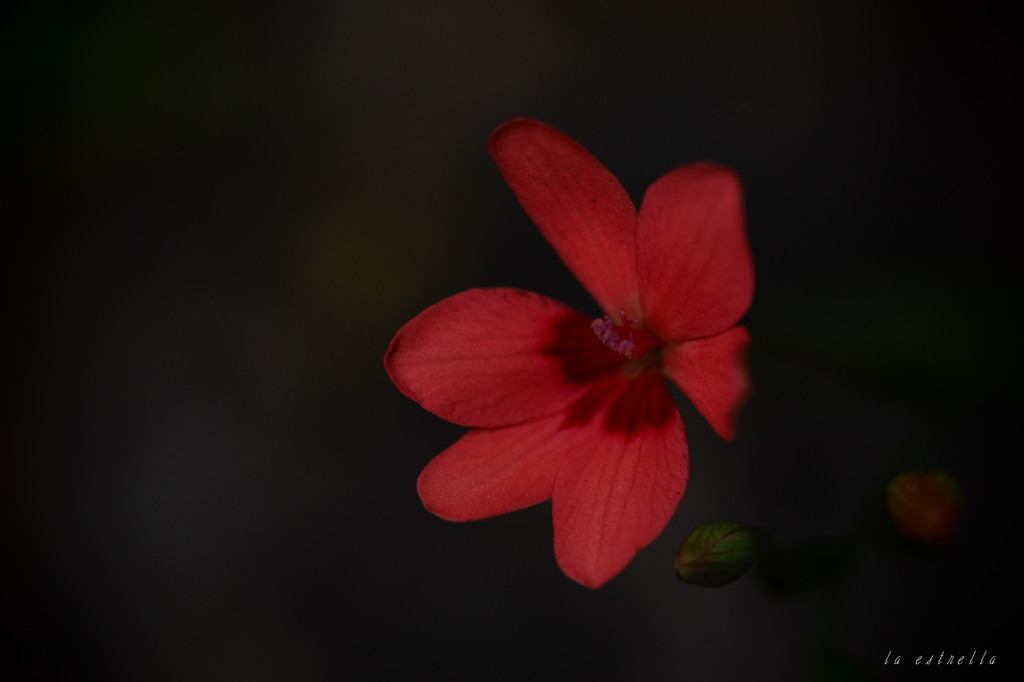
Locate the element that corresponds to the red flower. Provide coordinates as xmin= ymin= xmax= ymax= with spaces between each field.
xmin=385 ymin=119 xmax=754 ymax=588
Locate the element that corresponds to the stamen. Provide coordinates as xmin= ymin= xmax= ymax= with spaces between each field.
xmin=591 ymin=315 xmax=640 ymax=360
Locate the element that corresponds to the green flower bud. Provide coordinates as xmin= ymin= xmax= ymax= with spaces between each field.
xmin=674 ymin=521 xmax=758 ymax=587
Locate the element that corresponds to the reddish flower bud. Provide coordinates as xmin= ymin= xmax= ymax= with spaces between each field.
xmin=887 ymin=471 xmax=964 ymax=544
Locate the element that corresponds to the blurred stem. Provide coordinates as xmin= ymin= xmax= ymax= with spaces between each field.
xmin=756 ymin=404 xmax=951 ymax=680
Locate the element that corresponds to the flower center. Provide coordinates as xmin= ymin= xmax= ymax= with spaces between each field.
xmin=590 ymin=311 xmax=659 ymax=362
xmin=591 ymin=315 xmax=639 ymax=359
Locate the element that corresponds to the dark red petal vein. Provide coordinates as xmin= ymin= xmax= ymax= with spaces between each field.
xmin=540 ymin=311 xmax=625 ymax=386
xmin=552 ymin=376 xmax=687 ymax=588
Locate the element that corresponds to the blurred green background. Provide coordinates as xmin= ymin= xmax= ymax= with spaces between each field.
xmin=9 ymin=1 xmax=1021 ymax=679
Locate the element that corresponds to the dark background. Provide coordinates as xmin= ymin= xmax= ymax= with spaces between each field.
xmin=8 ymin=1 xmax=1022 ymax=680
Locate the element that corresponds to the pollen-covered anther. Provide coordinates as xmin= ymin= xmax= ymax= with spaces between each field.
xmin=591 ymin=315 xmax=641 ymax=359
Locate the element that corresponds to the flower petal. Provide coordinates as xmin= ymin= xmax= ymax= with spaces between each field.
xmin=417 ymin=415 xmax=566 ymax=520
xmin=385 ymin=287 xmax=606 ymax=428
xmin=662 ymin=326 xmax=751 ymax=441
xmin=489 ymin=119 xmax=641 ymax=319
xmin=637 ymin=164 xmax=754 ymax=342
xmin=552 ymin=375 xmax=688 ymax=588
